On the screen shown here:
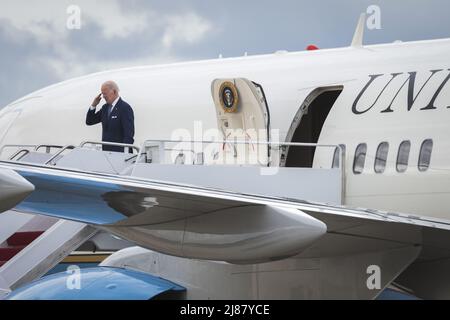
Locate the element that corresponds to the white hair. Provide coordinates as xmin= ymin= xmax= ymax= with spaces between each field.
xmin=102 ymin=80 xmax=119 ymax=93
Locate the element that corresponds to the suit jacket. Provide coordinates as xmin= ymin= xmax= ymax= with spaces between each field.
xmin=85 ymin=98 xmax=135 ymax=152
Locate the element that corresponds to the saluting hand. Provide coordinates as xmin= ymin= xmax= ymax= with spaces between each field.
xmin=92 ymin=93 xmax=102 ymax=107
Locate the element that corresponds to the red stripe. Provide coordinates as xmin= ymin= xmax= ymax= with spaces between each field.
xmin=7 ymin=231 xmax=44 ymax=246
xmin=0 ymin=246 xmax=25 ymax=260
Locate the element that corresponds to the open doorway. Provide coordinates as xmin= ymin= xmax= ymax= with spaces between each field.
xmin=282 ymin=86 xmax=343 ymax=168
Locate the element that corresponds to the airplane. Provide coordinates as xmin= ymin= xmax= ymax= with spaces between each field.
xmin=0 ymin=14 xmax=449 ymax=299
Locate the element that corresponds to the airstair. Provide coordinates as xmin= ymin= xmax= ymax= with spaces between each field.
xmin=0 ymin=145 xmax=132 ymax=299
xmin=0 ymin=213 xmax=96 ymax=298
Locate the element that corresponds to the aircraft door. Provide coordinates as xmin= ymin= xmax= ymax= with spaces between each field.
xmin=211 ymin=78 xmax=270 ymax=166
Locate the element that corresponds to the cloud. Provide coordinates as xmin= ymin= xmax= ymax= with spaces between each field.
xmin=0 ymin=0 xmax=215 ymax=105
xmin=0 ymin=1 xmax=214 ymax=47
xmin=0 ymin=0 xmax=152 ymax=44
xmin=0 ymin=2 xmax=66 ymax=45
xmin=81 ymin=1 xmax=150 ymax=39
xmin=36 ymin=53 xmax=180 ymax=80
xmin=162 ymin=12 xmax=213 ymax=49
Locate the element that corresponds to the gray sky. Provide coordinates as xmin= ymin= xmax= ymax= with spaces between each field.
xmin=0 ymin=0 xmax=449 ymax=107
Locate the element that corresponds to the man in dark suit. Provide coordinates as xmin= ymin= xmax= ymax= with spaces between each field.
xmin=86 ymin=81 xmax=135 ymax=152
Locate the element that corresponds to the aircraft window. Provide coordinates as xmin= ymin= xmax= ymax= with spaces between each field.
xmin=396 ymin=140 xmax=411 ymax=173
xmin=353 ymin=143 xmax=367 ymax=174
xmin=374 ymin=142 xmax=389 ymax=173
xmin=418 ymin=139 xmax=433 ymax=172
xmin=332 ymin=144 xmax=346 ymax=169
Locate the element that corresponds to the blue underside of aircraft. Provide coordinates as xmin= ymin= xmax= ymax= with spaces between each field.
xmin=15 ymin=171 xmax=128 ymax=225
xmin=6 ymin=267 xmax=185 ymax=300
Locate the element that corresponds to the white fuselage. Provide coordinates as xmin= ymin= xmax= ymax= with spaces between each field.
xmin=0 ymin=38 xmax=449 ymax=221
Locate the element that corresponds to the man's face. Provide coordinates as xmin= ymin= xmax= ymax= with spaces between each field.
xmin=101 ymin=85 xmax=117 ymax=104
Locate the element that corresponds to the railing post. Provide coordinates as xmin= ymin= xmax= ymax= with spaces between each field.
xmin=340 ymin=145 xmax=346 ymax=205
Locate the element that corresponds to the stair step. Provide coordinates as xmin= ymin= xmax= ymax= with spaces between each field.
xmin=7 ymin=231 xmax=44 ymax=246
xmin=0 ymin=246 xmax=26 ymax=261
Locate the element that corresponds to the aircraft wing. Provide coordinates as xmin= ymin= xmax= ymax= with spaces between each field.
xmin=1 ymin=160 xmax=449 ymax=266
xmin=0 ymin=160 xmax=447 ymax=228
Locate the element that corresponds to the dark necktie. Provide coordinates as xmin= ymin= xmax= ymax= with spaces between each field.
xmin=108 ymin=104 xmax=113 ymax=117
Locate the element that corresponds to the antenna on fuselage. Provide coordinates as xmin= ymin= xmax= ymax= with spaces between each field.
xmin=351 ymin=13 xmax=366 ymax=47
